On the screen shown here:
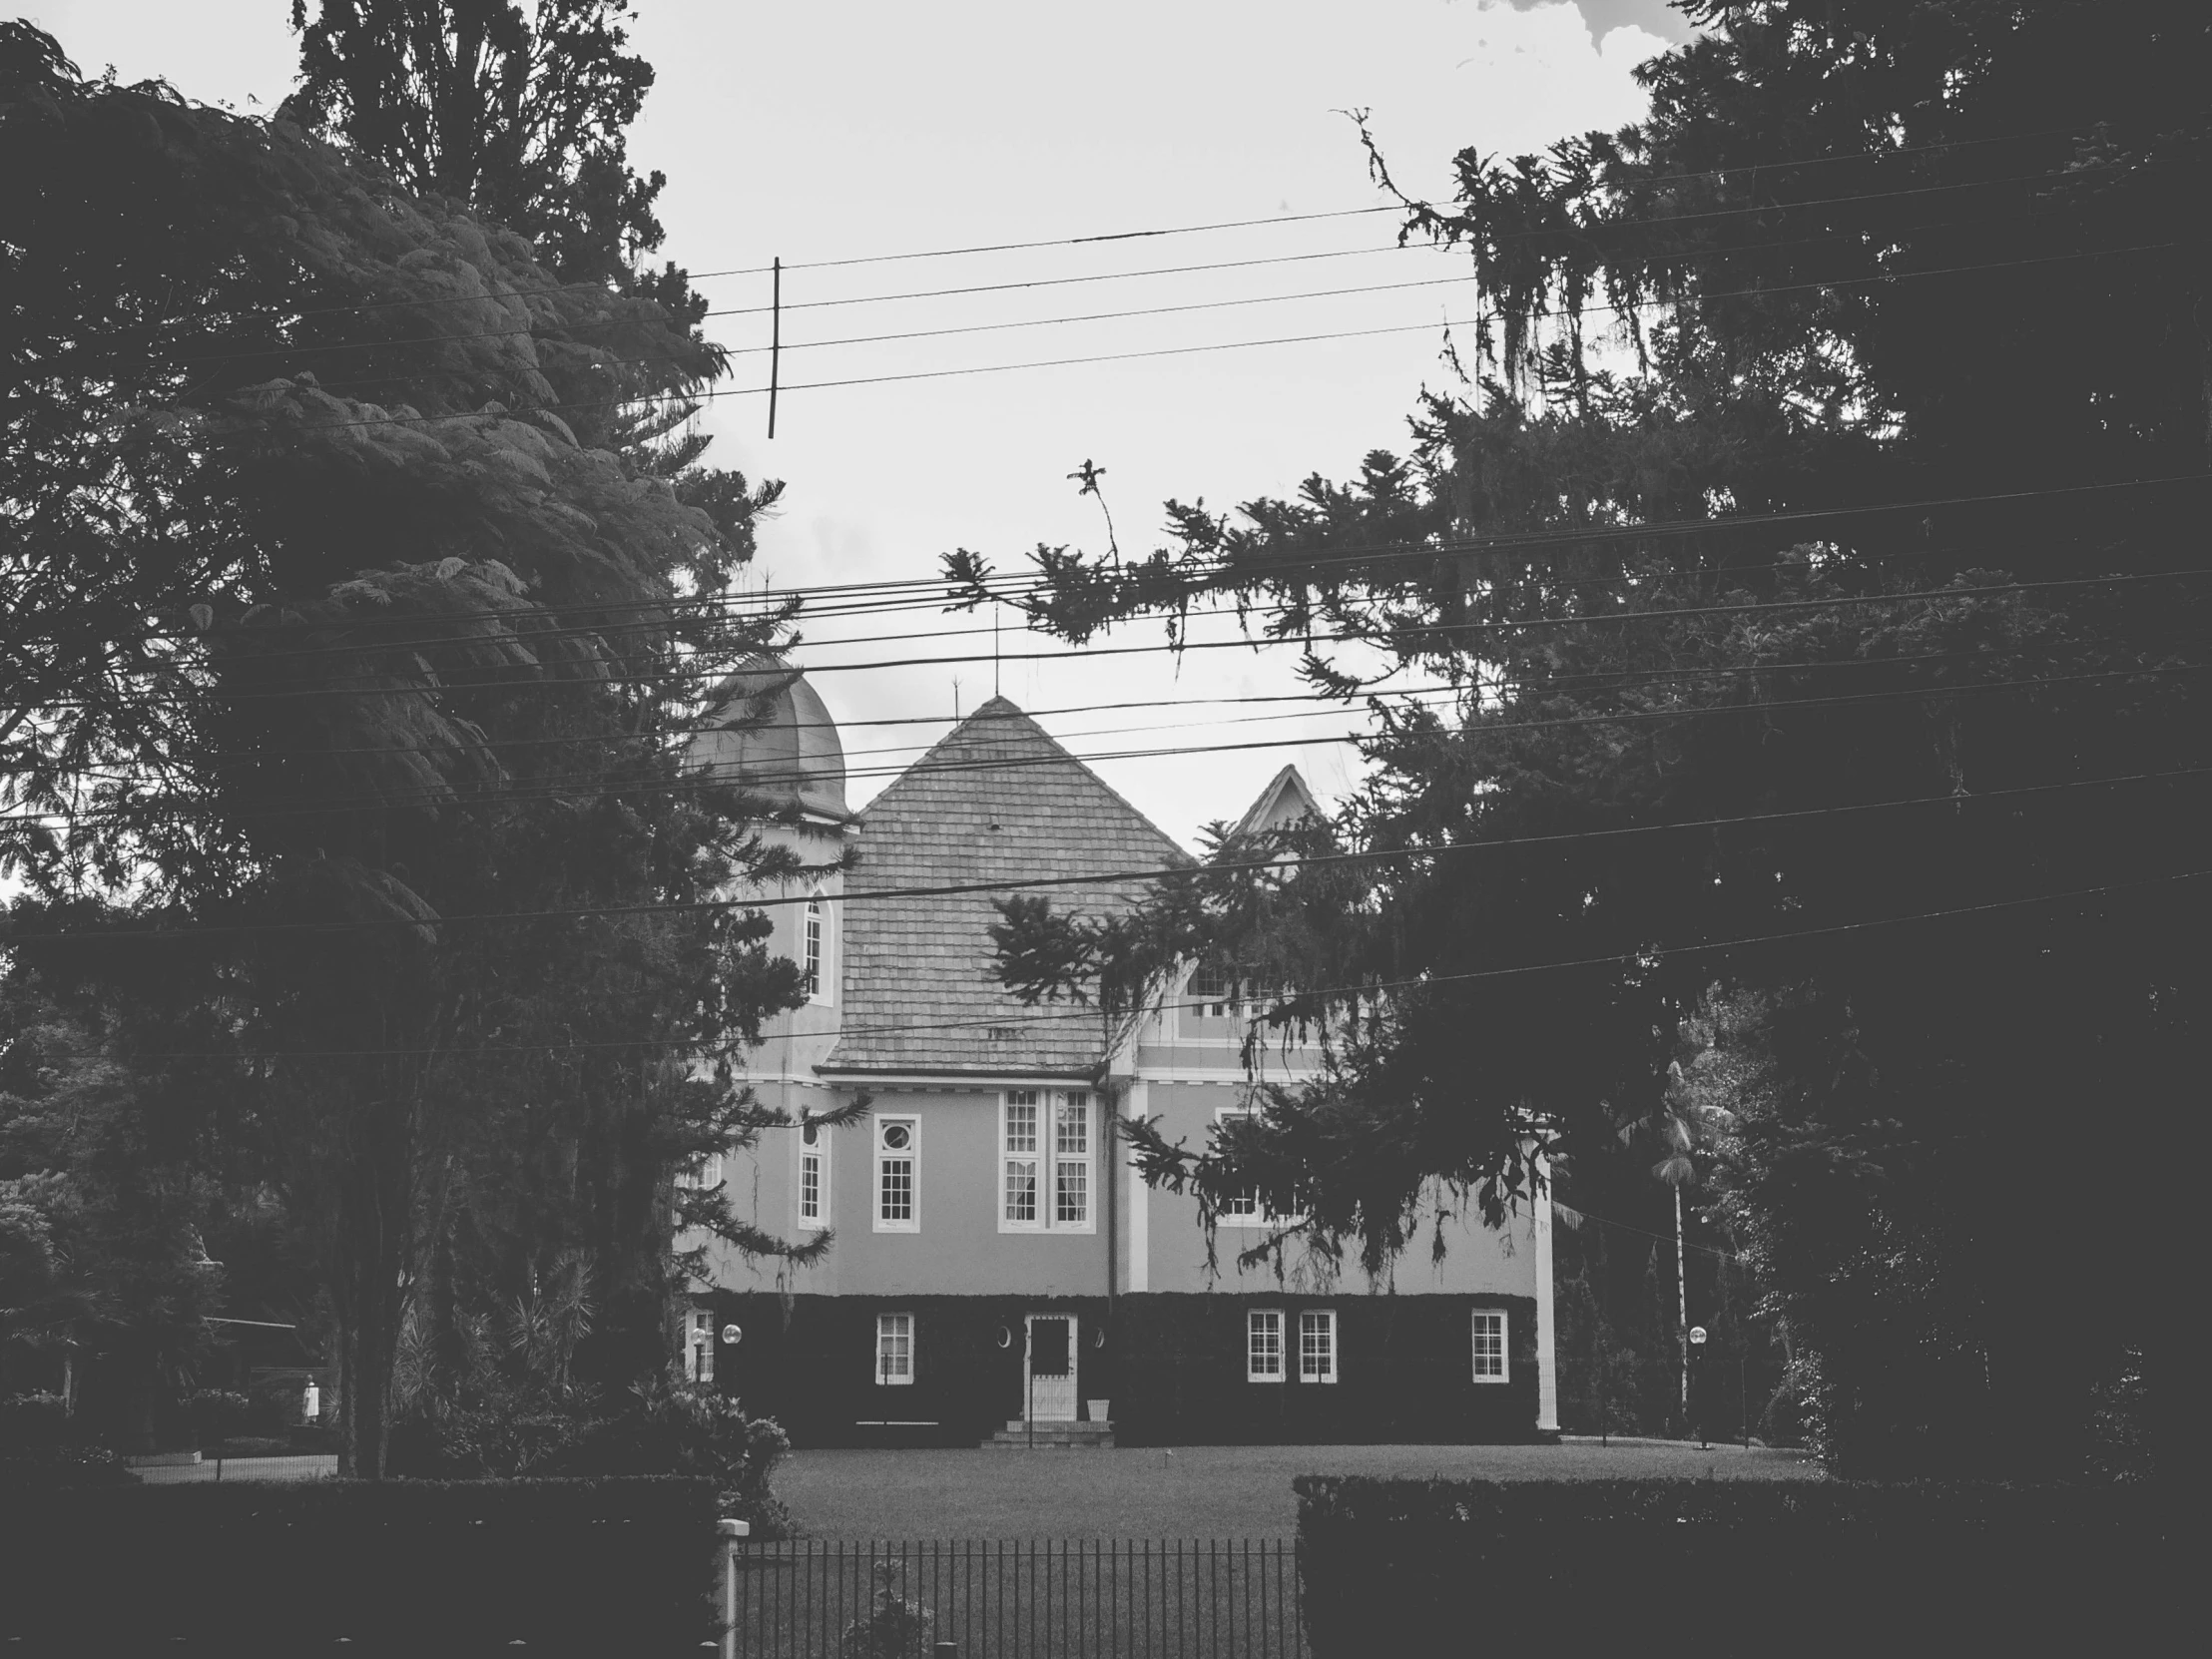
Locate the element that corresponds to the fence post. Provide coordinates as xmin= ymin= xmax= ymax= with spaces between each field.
xmin=718 ymin=1519 xmax=750 ymax=1659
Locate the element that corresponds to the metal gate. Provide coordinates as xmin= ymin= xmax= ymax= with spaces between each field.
xmin=723 ymin=1537 xmax=1308 ymax=1658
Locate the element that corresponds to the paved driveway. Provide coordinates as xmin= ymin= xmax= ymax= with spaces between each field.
xmin=777 ymin=1438 xmax=1821 ymax=1538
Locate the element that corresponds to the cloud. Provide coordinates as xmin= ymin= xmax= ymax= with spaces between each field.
xmin=1476 ymin=0 xmax=1698 ymax=47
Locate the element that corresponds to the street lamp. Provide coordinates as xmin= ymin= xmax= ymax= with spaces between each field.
xmin=1688 ymin=1327 xmax=1708 ymax=1448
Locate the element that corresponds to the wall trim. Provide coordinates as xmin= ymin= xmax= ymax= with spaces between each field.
xmin=817 ymin=1071 xmax=1097 ymax=1089
xmin=1125 ymin=1080 xmax=1150 ymax=1294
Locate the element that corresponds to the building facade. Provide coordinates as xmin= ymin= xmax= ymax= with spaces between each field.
xmin=682 ymin=666 xmax=1557 ymax=1446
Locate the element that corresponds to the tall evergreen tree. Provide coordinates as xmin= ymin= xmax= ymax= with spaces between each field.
xmin=0 ymin=21 xmax=816 ymax=1474
xmin=286 ymin=1 xmax=777 ymax=525
xmin=958 ymin=0 xmax=2210 ymax=1477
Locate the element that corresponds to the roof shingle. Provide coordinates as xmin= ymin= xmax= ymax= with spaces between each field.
xmin=822 ymin=697 xmax=1188 ymax=1076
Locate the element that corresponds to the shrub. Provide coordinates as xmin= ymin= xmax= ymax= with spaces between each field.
xmin=550 ymin=1378 xmax=794 ymax=1537
xmin=0 ymin=1392 xmax=126 ymax=1486
xmin=0 ymin=1476 xmax=719 ymax=1656
xmin=1293 ymin=1476 xmax=2177 ymax=1656
xmin=183 ymin=1388 xmax=255 ymax=1445
xmin=0 ymin=1390 xmax=71 ymax=1452
xmin=840 ymin=1560 xmax=934 ymax=1658
xmin=208 ymin=1434 xmax=294 ymax=1457
xmin=387 ymin=1396 xmax=594 ymax=1478
xmin=0 ymin=1439 xmax=135 ymax=1490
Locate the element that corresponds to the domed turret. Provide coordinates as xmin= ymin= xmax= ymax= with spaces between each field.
xmin=691 ymin=657 xmax=849 ymax=821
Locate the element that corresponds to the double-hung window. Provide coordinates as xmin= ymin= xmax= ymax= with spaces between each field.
xmin=1000 ymin=1090 xmax=1094 ymax=1232
xmin=1188 ymin=959 xmax=1234 ymax=1018
xmin=875 ymin=1313 xmax=913 ymax=1385
xmin=1003 ymin=1091 xmax=1040 ymax=1225
xmin=874 ymin=1116 xmax=918 ymax=1232
xmin=803 ymin=889 xmax=831 ymax=1003
xmin=1054 ymin=1093 xmax=1091 ymax=1225
xmin=1471 ymin=1309 xmax=1509 ymax=1382
xmin=798 ymin=1121 xmax=829 ymax=1227
xmin=678 ymin=1151 xmax=724 ymax=1191
xmin=1214 ymin=1106 xmax=1267 ymax=1225
xmin=1248 ymin=1310 xmax=1286 ymax=1382
xmin=1299 ymin=1310 xmax=1338 ymax=1382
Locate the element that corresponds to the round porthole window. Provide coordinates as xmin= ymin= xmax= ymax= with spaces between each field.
xmin=995 ymin=1326 xmax=1013 ymax=1350
xmin=721 ymin=1325 xmax=743 ymax=1346
xmin=802 ymin=1122 xmax=820 ymax=1146
xmin=881 ymin=1122 xmax=911 ymax=1151
xmin=1092 ymin=1328 xmax=1106 ymax=1350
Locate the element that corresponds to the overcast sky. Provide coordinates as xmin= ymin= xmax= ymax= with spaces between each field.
xmin=33 ymin=0 xmax=1691 ymax=844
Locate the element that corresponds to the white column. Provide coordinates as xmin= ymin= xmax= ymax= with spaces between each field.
xmin=1533 ymin=1156 xmax=1559 ymax=1433
xmin=1124 ymin=1080 xmax=1150 ymax=1293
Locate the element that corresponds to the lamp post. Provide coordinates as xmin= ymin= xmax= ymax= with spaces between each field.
xmin=1688 ymin=1326 xmax=1708 ymax=1448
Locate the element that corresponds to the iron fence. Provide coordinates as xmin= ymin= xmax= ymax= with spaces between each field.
xmin=724 ymin=1538 xmax=1308 ymax=1659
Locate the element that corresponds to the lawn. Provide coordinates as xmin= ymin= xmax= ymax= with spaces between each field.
xmin=775 ymin=1437 xmax=1822 ymax=1538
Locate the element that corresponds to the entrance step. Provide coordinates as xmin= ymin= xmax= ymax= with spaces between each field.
xmin=983 ymin=1421 xmax=1115 ymax=1449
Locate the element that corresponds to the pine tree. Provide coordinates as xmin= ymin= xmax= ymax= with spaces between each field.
xmin=961 ymin=2 xmax=2210 ymax=1478
xmin=0 ymin=22 xmax=815 ymax=1474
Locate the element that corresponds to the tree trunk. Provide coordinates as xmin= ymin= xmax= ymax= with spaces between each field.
xmin=331 ymin=1100 xmax=413 ymax=1480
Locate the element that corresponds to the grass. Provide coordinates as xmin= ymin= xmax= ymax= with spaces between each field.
xmin=776 ymin=1438 xmax=1822 ymax=1539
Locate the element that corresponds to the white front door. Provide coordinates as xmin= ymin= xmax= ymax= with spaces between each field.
xmin=1024 ymin=1314 xmax=1078 ymax=1421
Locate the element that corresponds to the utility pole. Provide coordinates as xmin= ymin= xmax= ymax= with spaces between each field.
xmin=767 ymin=257 xmax=782 ymax=439
xmin=1675 ymin=1183 xmax=1690 ymax=1426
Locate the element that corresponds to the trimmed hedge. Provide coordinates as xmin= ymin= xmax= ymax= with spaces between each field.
xmin=0 ymin=1475 xmax=721 ymax=1656
xmin=1295 ymin=1476 xmax=2177 ymax=1655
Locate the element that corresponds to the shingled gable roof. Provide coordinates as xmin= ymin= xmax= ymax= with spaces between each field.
xmin=822 ymin=696 xmax=1190 ymax=1077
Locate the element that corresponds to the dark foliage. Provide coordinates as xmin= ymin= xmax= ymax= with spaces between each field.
xmin=0 ymin=21 xmax=814 ymax=1478
xmin=389 ymin=1375 xmax=793 ymax=1534
xmin=288 ymin=1 xmax=668 ymax=288
xmin=0 ymin=1476 xmax=721 ymax=1655
xmin=1295 ymin=1475 xmax=2179 ymax=1655
xmin=955 ymin=0 xmax=2210 ymax=1479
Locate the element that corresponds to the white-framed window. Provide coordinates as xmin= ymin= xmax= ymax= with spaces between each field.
xmin=1299 ymin=1309 xmax=1338 ymax=1382
xmin=999 ymin=1090 xmax=1094 ymax=1232
xmin=1054 ymin=1091 xmax=1092 ymax=1227
xmin=804 ymin=889 xmax=832 ymax=1004
xmin=875 ymin=1313 xmax=914 ymax=1385
xmin=1214 ymin=1106 xmax=1268 ymax=1225
xmin=1248 ymin=1309 xmax=1285 ymax=1382
xmin=1003 ymin=1090 xmax=1040 ymax=1225
xmin=874 ymin=1115 xmax=918 ymax=1232
xmin=1187 ymin=958 xmax=1234 ymax=1018
xmin=678 ymin=1151 xmax=724 ymax=1191
xmin=798 ymin=1120 xmax=828 ymax=1227
xmin=686 ymin=1310 xmax=716 ymax=1384
xmin=1471 ymin=1309 xmax=1509 ymax=1382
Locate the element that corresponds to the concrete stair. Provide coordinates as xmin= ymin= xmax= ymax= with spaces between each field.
xmin=983 ymin=1419 xmax=1115 ymax=1449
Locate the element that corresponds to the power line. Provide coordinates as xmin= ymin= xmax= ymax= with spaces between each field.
xmin=60 ymin=471 xmax=2182 ymax=668
xmin=1551 ymin=1202 xmax=1746 ymax=1263
xmin=192 ymin=140 xmax=2102 ymax=340
xmin=16 ymin=659 xmax=2207 ymax=833
xmin=11 ymin=644 xmax=2024 ymax=772
xmin=151 ymin=239 xmax=2180 ymax=443
xmin=162 ymin=187 xmax=2093 ymax=387
xmin=10 ymin=761 xmax=2205 ymax=940
xmin=142 ymin=123 xmax=2110 ymax=346
xmin=16 ymin=525 xmax=2206 ymax=719
xmin=83 ymin=861 xmax=2210 ymax=1063
xmin=28 ymin=641 xmax=2016 ymax=772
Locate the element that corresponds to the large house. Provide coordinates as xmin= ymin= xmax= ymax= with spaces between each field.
xmin=680 ymin=663 xmax=1557 ymax=1446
